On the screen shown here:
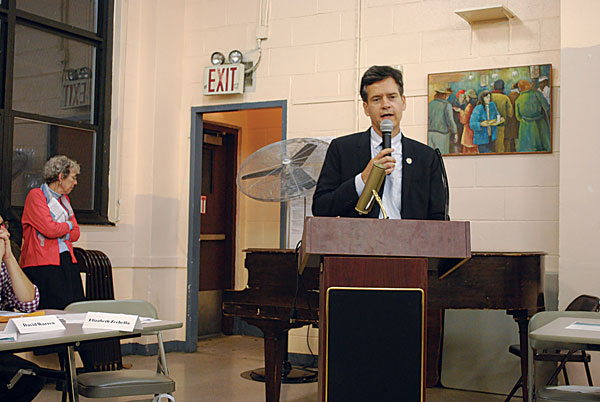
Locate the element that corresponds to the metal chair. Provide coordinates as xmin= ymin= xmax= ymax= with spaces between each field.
xmin=529 ymin=310 xmax=600 ymax=402
xmin=504 ymin=295 xmax=599 ymax=402
xmin=65 ymin=300 xmax=175 ymax=400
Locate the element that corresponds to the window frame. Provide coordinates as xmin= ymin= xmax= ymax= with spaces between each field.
xmin=0 ymin=0 xmax=114 ymax=225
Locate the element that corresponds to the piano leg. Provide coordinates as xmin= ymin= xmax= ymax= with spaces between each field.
xmin=509 ymin=310 xmax=530 ymax=402
xmin=264 ymin=331 xmax=285 ymax=402
xmin=426 ymin=308 xmax=443 ymax=387
xmin=247 ymin=319 xmax=287 ymax=402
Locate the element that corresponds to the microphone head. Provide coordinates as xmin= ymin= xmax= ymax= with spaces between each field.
xmin=380 ymin=119 xmax=394 ymax=134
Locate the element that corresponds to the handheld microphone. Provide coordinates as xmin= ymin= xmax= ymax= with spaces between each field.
xmin=355 ymin=162 xmax=386 ymax=215
xmin=380 ymin=119 xmax=393 ymax=151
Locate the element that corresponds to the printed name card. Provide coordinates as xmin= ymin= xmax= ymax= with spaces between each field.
xmin=82 ymin=312 xmax=142 ymax=332
xmin=4 ymin=315 xmax=65 ymax=338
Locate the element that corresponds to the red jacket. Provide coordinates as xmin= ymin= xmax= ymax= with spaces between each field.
xmin=20 ymin=188 xmax=80 ymax=268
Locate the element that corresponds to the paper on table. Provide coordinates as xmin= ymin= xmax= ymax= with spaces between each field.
xmin=0 ymin=322 xmax=17 ymax=341
xmin=56 ymin=314 xmax=160 ymax=324
xmin=0 ymin=331 xmax=17 ymax=341
xmin=0 ymin=311 xmax=21 ymax=316
xmin=56 ymin=313 xmax=87 ymax=324
xmin=0 ymin=310 xmax=45 ymax=323
xmin=7 ymin=315 xmax=65 ymax=335
xmin=566 ymin=321 xmax=600 ymax=332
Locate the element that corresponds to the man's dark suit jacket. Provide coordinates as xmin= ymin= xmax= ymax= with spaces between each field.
xmin=312 ymin=129 xmax=445 ymax=220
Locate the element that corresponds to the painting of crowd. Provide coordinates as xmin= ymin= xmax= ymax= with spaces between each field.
xmin=427 ymin=64 xmax=552 ymax=156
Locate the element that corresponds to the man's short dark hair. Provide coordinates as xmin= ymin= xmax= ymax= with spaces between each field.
xmin=493 ymin=79 xmax=505 ymax=91
xmin=360 ymin=65 xmax=404 ymax=102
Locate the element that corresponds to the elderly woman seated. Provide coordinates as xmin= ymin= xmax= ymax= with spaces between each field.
xmin=0 ymin=214 xmax=44 ymax=402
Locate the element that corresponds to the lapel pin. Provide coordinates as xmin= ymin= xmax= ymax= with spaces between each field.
xmin=406 ymin=157 xmax=413 ymax=165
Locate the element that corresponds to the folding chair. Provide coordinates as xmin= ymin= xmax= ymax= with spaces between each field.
xmin=504 ymin=295 xmax=599 ymax=401
xmin=529 ymin=310 xmax=600 ymax=402
xmin=65 ymin=300 xmax=175 ymax=400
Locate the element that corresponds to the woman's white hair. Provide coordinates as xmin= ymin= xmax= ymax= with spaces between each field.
xmin=42 ymin=155 xmax=80 ymax=184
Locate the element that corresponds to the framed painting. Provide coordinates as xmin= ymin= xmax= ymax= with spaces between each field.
xmin=427 ymin=64 xmax=552 ymax=156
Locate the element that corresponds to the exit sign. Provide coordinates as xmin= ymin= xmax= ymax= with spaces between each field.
xmin=204 ymin=64 xmax=245 ymax=95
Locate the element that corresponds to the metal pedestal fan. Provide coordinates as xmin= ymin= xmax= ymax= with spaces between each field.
xmin=237 ymin=138 xmax=328 ymax=203
xmin=236 ymin=137 xmax=329 ymax=384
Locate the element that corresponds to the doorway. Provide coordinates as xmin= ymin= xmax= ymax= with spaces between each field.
xmin=186 ymin=101 xmax=287 ymax=351
xmin=197 ymin=122 xmax=237 ymax=336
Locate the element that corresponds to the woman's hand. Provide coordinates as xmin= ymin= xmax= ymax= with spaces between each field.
xmin=0 ymin=228 xmax=11 ymax=262
xmin=0 ymin=230 xmax=5 ymax=261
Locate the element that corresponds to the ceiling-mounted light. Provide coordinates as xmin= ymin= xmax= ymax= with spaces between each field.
xmin=211 ymin=51 xmax=225 ymax=65
xmin=228 ymin=50 xmax=243 ymax=64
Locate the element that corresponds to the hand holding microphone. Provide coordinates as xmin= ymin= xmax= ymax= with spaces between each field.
xmin=355 ymin=119 xmax=396 ymax=216
xmin=360 ymin=119 xmax=396 ymax=183
xmin=360 ymin=148 xmax=396 ymax=183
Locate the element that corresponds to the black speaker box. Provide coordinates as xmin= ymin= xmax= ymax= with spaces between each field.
xmin=325 ymin=287 xmax=424 ymax=402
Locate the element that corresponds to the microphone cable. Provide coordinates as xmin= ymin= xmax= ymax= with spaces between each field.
xmin=292 ymin=239 xmax=319 ymax=371
xmin=435 ymin=148 xmax=450 ymax=221
xmin=289 ymin=240 xmax=302 ymax=324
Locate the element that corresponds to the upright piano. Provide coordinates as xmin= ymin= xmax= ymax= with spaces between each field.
xmin=222 ymin=248 xmax=544 ymax=402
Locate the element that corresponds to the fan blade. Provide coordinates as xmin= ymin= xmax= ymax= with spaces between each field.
xmin=241 ymin=166 xmax=282 ymax=180
xmin=293 ymin=167 xmax=317 ymax=190
xmin=289 ymin=143 xmax=317 ymax=167
xmin=241 ymin=143 xmax=317 ymax=180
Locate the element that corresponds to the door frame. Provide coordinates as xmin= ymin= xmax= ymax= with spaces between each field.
xmin=185 ymin=100 xmax=287 ymax=352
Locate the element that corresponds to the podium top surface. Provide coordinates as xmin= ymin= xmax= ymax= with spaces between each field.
xmin=299 ymin=217 xmax=471 ymax=269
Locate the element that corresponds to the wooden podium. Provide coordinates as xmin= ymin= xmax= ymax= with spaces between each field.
xmin=299 ymin=217 xmax=471 ymax=402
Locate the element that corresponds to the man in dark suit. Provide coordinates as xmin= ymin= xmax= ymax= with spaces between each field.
xmin=312 ymin=65 xmax=445 ymax=220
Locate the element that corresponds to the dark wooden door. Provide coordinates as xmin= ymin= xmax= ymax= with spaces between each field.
xmin=199 ymin=123 xmax=237 ymax=291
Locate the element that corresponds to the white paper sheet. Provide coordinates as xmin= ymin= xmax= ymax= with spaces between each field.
xmin=566 ymin=321 xmax=600 ymax=332
xmin=56 ymin=313 xmax=160 ymax=324
xmin=0 ymin=311 xmax=29 ymax=317
xmin=57 ymin=313 xmax=87 ymax=324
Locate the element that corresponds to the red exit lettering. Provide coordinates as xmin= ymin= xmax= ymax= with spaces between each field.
xmin=204 ymin=65 xmax=244 ymax=95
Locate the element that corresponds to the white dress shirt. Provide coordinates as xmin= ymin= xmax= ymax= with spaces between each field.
xmin=354 ymin=127 xmax=403 ymax=219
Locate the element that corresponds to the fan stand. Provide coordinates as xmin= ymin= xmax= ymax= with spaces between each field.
xmin=249 ymin=330 xmax=318 ymax=384
xmin=249 ymin=197 xmax=317 ymax=385
xmin=235 ymin=138 xmax=329 ymax=387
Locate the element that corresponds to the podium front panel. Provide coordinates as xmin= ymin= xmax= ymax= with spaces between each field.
xmin=326 ymin=287 xmax=424 ymax=402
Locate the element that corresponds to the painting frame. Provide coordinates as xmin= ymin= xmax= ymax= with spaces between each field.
xmin=427 ymin=64 xmax=552 ymax=156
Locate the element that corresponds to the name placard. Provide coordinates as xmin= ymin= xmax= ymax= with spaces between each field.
xmin=82 ymin=312 xmax=142 ymax=332
xmin=5 ymin=315 xmax=66 ymax=337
